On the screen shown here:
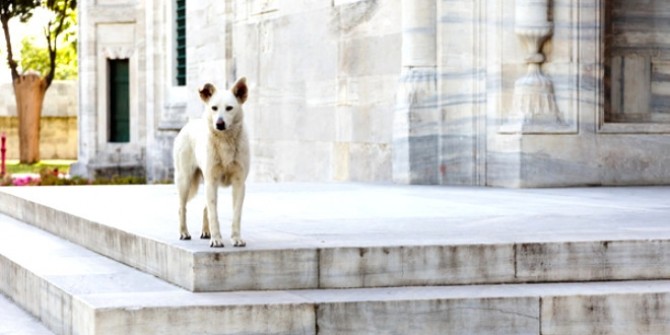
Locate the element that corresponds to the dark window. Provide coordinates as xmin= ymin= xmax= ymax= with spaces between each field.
xmin=605 ymin=0 xmax=670 ymax=123
xmin=109 ymin=59 xmax=130 ymax=143
xmin=176 ymin=0 xmax=186 ymax=86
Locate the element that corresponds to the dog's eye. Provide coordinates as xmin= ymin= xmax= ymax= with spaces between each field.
xmin=211 ymin=106 xmax=218 ymax=111
xmin=225 ymin=106 xmax=233 ymax=112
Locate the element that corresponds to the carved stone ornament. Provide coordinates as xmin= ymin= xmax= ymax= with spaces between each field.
xmin=502 ymin=0 xmax=565 ymax=133
xmin=101 ymin=46 xmax=135 ymax=59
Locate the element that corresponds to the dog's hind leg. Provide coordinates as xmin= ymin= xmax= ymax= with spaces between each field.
xmin=177 ymin=178 xmax=191 ymax=240
xmin=200 ymin=207 xmax=211 ymax=239
xmin=176 ymin=169 xmax=200 ymax=240
xmin=205 ymin=178 xmax=224 ymax=247
xmin=230 ymin=180 xmax=246 ymax=247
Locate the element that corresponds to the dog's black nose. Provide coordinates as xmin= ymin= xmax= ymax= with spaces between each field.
xmin=216 ymin=119 xmax=226 ymax=131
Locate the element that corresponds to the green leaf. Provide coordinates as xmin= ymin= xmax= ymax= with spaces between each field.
xmin=2 ymin=0 xmax=76 ymax=81
xmin=19 ymin=34 xmax=77 ymax=79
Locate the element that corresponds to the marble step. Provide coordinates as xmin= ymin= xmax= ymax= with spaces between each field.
xmin=0 ymin=293 xmax=55 ymax=335
xmin=1 ymin=184 xmax=670 ymax=292
xmin=1 ymin=212 xmax=670 ymax=335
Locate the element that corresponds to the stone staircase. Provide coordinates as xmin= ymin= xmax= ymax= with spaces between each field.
xmin=0 ymin=184 xmax=669 ymax=334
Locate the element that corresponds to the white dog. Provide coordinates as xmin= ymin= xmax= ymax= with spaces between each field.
xmin=173 ymin=77 xmax=249 ymax=248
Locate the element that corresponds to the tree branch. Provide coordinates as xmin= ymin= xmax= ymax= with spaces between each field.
xmin=1 ymin=14 xmax=19 ymax=81
xmin=44 ymin=0 xmax=71 ymax=88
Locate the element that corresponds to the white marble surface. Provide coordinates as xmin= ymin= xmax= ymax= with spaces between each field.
xmin=2 ymin=209 xmax=670 ymax=334
xmin=0 ymin=293 xmax=54 ymax=335
xmin=1 ymin=184 xmax=670 ymax=292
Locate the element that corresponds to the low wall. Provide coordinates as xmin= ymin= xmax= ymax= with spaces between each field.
xmin=0 ymin=80 xmax=78 ymax=160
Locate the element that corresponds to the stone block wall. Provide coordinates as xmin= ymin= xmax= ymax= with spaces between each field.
xmin=143 ymin=0 xmax=401 ymax=183
xmin=233 ymin=0 xmax=400 ymax=182
xmin=0 ymin=81 xmax=78 ymax=160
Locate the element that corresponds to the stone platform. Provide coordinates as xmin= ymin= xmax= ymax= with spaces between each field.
xmin=1 ymin=183 xmax=670 ymax=334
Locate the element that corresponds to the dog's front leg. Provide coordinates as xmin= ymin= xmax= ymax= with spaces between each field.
xmin=200 ymin=207 xmax=211 ymax=239
xmin=178 ymin=200 xmax=191 ymax=240
xmin=231 ymin=180 xmax=246 ymax=247
xmin=205 ymin=179 xmax=224 ymax=247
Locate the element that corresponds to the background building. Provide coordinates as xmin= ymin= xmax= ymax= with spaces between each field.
xmin=72 ymin=0 xmax=670 ymax=187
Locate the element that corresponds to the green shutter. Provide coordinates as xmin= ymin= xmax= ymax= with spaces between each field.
xmin=176 ymin=0 xmax=186 ymax=86
xmin=109 ymin=59 xmax=130 ymax=143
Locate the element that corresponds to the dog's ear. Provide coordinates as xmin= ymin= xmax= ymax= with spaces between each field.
xmin=199 ymin=83 xmax=216 ymax=103
xmin=231 ymin=77 xmax=248 ymax=104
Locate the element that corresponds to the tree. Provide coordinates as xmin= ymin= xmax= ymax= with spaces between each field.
xmin=21 ymin=34 xmax=77 ymax=80
xmin=0 ymin=0 xmax=77 ymax=163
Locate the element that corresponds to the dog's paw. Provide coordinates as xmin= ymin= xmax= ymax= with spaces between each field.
xmin=179 ymin=233 xmax=191 ymax=240
xmin=200 ymin=232 xmax=211 ymax=239
xmin=231 ymin=237 xmax=246 ymax=247
xmin=210 ymin=238 xmax=225 ymax=248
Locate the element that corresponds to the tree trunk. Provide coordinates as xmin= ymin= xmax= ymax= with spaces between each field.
xmin=13 ymin=73 xmax=47 ymax=164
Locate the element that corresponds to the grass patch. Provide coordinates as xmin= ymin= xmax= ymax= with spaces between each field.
xmin=4 ymin=160 xmax=74 ymax=175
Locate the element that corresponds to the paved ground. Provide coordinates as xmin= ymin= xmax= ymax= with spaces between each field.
xmin=2 ymin=183 xmax=670 ymax=251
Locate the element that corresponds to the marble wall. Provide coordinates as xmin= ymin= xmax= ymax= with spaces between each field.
xmin=74 ymin=0 xmax=670 ymax=186
xmin=436 ymin=0 xmax=670 ymax=187
xmin=233 ymin=0 xmax=400 ymax=182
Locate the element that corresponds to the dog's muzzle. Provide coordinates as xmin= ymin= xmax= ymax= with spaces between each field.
xmin=216 ymin=119 xmax=226 ymax=131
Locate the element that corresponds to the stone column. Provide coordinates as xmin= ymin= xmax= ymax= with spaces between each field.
xmin=393 ymin=0 xmax=439 ymax=184
xmin=70 ymin=0 xmax=94 ymax=177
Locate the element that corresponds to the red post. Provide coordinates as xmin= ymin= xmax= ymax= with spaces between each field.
xmin=1 ymin=132 xmax=6 ymax=177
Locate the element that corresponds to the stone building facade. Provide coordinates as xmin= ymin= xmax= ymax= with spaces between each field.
xmin=73 ymin=0 xmax=670 ymax=187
